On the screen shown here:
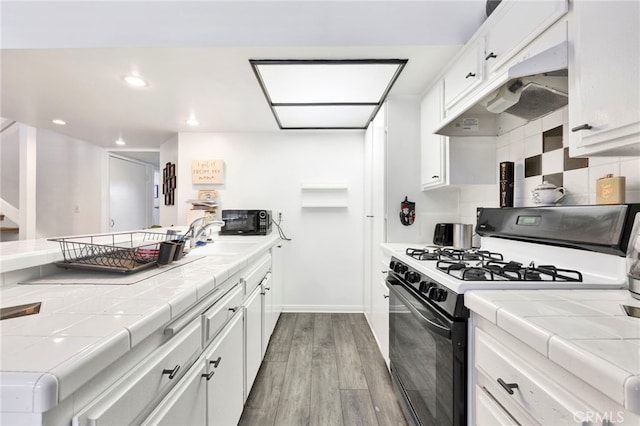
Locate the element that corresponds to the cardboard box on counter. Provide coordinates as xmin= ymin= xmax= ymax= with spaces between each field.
xmin=596 ymin=174 xmax=625 ymax=204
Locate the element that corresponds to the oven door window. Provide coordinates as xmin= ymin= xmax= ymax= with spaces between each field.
xmin=389 ymin=281 xmax=459 ymax=426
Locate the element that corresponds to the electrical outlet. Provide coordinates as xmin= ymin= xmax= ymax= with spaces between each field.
xmin=74 ymin=205 xmax=80 ymax=213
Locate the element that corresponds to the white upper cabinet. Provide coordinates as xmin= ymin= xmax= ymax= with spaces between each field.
xmin=444 ymin=38 xmax=485 ymax=112
xmin=422 ymin=81 xmax=446 ymax=189
xmin=436 ymin=0 xmax=569 ymax=132
xmin=421 ymin=80 xmax=495 ymax=191
xmin=483 ymin=0 xmax=568 ymax=76
xmin=569 ymin=0 xmax=640 ymax=156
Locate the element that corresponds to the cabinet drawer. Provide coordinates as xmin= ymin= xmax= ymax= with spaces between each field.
xmin=202 ymin=284 xmax=242 ymax=345
xmin=475 ymin=328 xmax=596 ymax=425
xmin=242 ymin=253 xmax=271 ymax=295
xmin=73 ymin=320 xmax=202 ymax=426
xmin=140 ymin=359 xmax=207 ymax=426
xmin=475 ymin=385 xmax=520 ymax=426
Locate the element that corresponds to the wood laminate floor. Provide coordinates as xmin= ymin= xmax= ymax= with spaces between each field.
xmin=239 ymin=313 xmax=408 ymax=426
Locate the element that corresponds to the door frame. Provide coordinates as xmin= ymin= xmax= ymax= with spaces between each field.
xmin=104 ymin=150 xmax=159 ymax=232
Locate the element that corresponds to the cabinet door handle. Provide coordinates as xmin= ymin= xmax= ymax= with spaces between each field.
xmin=228 ymin=306 xmax=238 ymax=313
xmin=162 ymin=365 xmax=180 ymax=379
xmin=571 ymin=123 xmax=593 ymax=132
xmin=201 ymin=371 xmax=215 ymax=381
xmin=465 ymin=72 xmax=476 ymax=79
xmin=485 ymin=52 xmax=497 ymax=60
xmin=210 ymin=356 xmax=222 ymax=368
xmin=497 ymin=378 xmax=519 ymax=395
xmin=383 ymin=294 xmax=390 ymax=299
xmin=432 ymin=175 xmax=439 ymax=179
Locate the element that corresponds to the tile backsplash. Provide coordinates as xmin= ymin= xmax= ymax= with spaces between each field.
xmin=458 ymin=106 xmax=640 ymax=225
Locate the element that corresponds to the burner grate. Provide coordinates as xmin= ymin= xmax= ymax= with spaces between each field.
xmin=405 ymin=247 xmax=584 ymax=282
xmin=405 ymin=247 xmax=503 ymax=262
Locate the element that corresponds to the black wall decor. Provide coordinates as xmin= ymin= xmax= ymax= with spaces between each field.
xmin=162 ymin=162 xmax=176 ymax=205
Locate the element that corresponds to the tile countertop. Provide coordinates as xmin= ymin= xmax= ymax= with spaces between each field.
xmin=465 ymin=289 xmax=640 ymax=415
xmin=0 ymin=232 xmax=280 ymax=414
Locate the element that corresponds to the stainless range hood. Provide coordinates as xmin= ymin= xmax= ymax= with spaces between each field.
xmin=485 ymin=42 xmax=568 ymax=121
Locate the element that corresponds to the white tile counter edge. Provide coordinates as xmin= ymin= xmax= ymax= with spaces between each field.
xmin=465 ymin=289 xmax=640 ymax=414
xmin=0 ymin=232 xmax=280 ymax=414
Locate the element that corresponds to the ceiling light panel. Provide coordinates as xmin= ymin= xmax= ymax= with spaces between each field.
xmin=250 ymin=59 xmax=407 ymax=130
xmin=257 ymin=63 xmax=402 ymax=103
xmin=274 ymin=105 xmax=378 ymax=129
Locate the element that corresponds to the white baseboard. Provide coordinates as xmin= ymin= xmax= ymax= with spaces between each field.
xmin=282 ymin=305 xmax=364 ymax=313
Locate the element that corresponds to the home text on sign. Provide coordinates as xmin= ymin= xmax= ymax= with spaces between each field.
xmin=192 ymin=160 xmax=224 ymax=184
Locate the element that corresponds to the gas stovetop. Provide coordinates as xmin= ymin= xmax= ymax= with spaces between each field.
xmin=406 ymin=247 xmax=584 ymax=282
xmin=386 ymin=239 xmax=628 ymax=296
xmin=386 ymin=205 xmax=638 ymax=326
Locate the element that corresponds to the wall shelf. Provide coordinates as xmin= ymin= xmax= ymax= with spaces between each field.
xmin=300 ymin=182 xmax=348 ymax=208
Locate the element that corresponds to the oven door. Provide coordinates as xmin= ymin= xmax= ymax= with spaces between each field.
xmin=387 ymin=276 xmax=466 ymax=426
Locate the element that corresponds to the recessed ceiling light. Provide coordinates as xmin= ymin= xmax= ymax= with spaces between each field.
xmin=115 ymin=138 xmax=126 ymax=146
xmin=186 ymin=117 xmax=199 ymax=126
xmin=123 ymin=75 xmax=148 ymax=88
xmin=52 ymin=119 xmax=67 ymax=125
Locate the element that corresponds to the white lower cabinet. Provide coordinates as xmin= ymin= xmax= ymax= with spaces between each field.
xmin=72 ymin=320 xmax=202 ymax=426
xmin=475 ymin=385 xmax=519 ymax=426
xmin=140 ymin=361 xmax=207 ymax=426
xmin=244 ymin=284 xmax=262 ymax=400
xmin=261 ymin=272 xmax=273 ymax=357
xmin=370 ymin=274 xmax=389 ymax=367
xmin=270 ymin=244 xmax=284 ymax=332
xmin=142 ymin=312 xmax=244 ymax=426
xmin=204 ymin=312 xmax=244 ymax=426
xmin=466 ymin=319 xmax=640 ymax=426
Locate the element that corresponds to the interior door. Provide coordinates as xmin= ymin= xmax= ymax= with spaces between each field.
xmin=109 ymin=155 xmax=151 ymax=231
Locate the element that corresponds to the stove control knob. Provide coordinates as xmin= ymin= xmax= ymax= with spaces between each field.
xmin=394 ymin=264 xmax=408 ymax=274
xmin=405 ymin=271 xmax=420 ymax=283
xmin=427 ymin=287 xmax=447 ymax=302
xmin=418 ymin=281 xmax=433 ymax=293
xmin=389 ymin=261 xmax=396 ymax=270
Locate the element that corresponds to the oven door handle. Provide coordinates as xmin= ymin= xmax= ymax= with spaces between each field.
xmin=387 ymin=282 xmax=451 ymax=339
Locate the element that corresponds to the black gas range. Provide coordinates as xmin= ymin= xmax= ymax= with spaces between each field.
xmin=387 ymin=204 xmax=640 ymax=426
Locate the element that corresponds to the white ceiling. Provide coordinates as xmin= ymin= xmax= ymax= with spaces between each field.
xmin=1 ymin=1 xmax=487 ymax=151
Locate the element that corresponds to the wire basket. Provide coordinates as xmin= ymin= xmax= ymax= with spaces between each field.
xmin=49 ymin=231 xmax=184 ymax=273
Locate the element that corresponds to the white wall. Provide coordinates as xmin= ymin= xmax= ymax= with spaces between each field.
xmin=386 ymin=97 xmax=460 ymax=244
xmin=457 ymin=106 xmax=640 ymax=225
xmin=0 ymin=125 xmax=105 ymax=238
xmin=0 ymin=123 xmax=20 ymax=208
xmin=173 ymin=131 xmax=365 ymax=311
xmin=35 ymin=129 xmax=105 ymax=237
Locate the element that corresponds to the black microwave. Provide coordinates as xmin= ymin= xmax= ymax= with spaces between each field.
xmin=220 ymin=210 xmax=272 ymax=235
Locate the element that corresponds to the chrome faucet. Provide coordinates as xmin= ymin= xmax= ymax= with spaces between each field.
xmin=184 ymin=217 xmax=225 ymax=248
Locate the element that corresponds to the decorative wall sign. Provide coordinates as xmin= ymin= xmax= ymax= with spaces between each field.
xmin=192 ymin=160 xmax=224 ymax=184
xmin=162 ymin=162 xmax=176 ymax=205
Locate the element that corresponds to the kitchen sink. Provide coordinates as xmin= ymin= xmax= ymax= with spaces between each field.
xmin=188 ymin=240 xmax=257 ymax=256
